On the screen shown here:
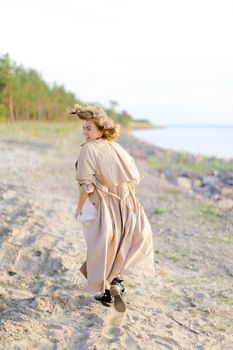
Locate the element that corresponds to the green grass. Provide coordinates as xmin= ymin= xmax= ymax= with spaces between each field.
xmin=212 ymin=237 xmax=233 ymax=246
xmin=167 ymin=188 xmax=183 ymax=195
xmin=188 ymin=198 xmax=222 ymax=220
xmin=167 ymin=255 xmax=179 ymax=262
xmin=158 ymin=195 xmax=170 ymax=201
xmin=198 ymin=204 xmax=222 ymax=217
xmin=154 ymin=207 xmax=166 ymax=214
xmin=0 ymin=121 xmax=85 ymax=147
xmin=158 ymin=189 xmax=183 ymax=201
xmin=221 ymin=237 xmax=233 ymax=245
xmin=194 ymin=235 xmax=233 ymax=246
xmin=218 ymin=296 xmax=232 ymax=304
xmin=0 ymin=121 xmax=79 ymax=137
xmin=148 ymin=152 xmax=233 ymax=173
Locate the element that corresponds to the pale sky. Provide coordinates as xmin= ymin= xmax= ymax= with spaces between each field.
xmin=0 ymin=0 xmax=233 ymax=125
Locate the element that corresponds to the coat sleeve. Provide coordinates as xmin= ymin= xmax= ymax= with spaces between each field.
xmin=76 ymin=144 xmax=96 ymax=193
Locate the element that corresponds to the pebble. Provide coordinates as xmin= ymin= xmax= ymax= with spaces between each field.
xmin=194 ymin=292 xmax=209 ymax=300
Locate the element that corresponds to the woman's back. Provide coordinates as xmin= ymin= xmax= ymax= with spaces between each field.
xmin=79 ymin=139 xmax=140 ymax=188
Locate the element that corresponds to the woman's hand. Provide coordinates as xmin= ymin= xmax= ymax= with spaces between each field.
xmin=75 ymin=207 xmax=81 ymax=219
xmin=75 ymin=192 xmax=89 ymax=219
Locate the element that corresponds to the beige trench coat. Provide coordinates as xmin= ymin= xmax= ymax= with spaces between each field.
xmin=76 ymin=139 xmax=155 ymax=292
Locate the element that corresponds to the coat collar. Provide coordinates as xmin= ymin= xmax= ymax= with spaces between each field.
xmin=79 ymin=137 xmax=104 ymax=147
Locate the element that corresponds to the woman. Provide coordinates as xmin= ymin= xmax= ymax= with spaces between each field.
xmin=69 ymin=104 xmax=155 ymax=313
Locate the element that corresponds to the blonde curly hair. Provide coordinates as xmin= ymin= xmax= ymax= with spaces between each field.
xmin=68 ymin=104 xmax=120 ymax=141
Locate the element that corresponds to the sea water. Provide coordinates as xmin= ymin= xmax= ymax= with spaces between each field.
xmin=133 ymin=125 xmax=233 ymax=160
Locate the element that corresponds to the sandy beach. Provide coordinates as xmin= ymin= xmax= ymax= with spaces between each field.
xmin=0 ymin=128 xmax=233 ymax=350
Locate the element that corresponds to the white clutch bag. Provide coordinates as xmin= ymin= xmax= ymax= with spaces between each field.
xmin=77 ymin=198 xmax=97 ymax=222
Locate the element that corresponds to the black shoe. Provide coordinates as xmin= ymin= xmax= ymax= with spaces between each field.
xmin=110 ymin=278 xmax=127 ymax=313
xmin=111 ymin=277 xmax=125 ymax=293
xmin=94 ymin=289 xmax=113 ymax=307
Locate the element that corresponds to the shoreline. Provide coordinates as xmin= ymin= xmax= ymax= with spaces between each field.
xmin=131 ymin=126 xmax=233 ymax=162
xmin=119 ymin=131 xmax=233 ymax=217
xmin=122 ymin=129 xmax=233 ymax=166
